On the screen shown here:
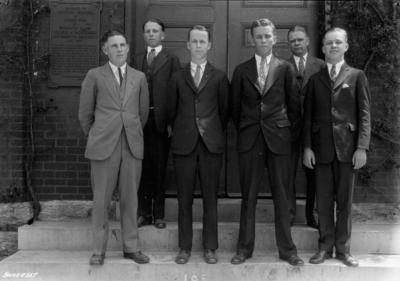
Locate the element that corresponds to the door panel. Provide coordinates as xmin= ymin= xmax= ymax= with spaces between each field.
xmin=226 ymin=0 xmax=324 ymax=196
xmin=134 ymin=0 xmax=228 ymax=195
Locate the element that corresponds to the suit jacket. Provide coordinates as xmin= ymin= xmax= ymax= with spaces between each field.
xmin=303 ymin=63 xmax=371 ymax=163
xmin=287 ymin=55 xmax=326 ymax=141
xmin=230 ymin=55 xmax=301 ymax=154
xmin=167 ymin=62 xmax=230 ymax=155
xmin=131 ymin=49 xmax=181 ymax=133
xmin=79 ymin=63 xmax=149 ymax=160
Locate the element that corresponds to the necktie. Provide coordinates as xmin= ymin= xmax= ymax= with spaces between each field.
xmin=259 ymin=56 xmax=267 ymax=92
xmin=118 ymin=67 xmax=123 ymax=87
xmin=330 ymin=64 xmax=336 ymax=87
xmin=193 ymin=65 xmax=201 ymax=88
xmin=298 ymin=56 xmax=305 ymax=79
xmin=147 ymin=49 xmax=156 ymax=66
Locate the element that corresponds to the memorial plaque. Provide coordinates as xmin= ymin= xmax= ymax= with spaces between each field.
xmin=49 ymin=1 xmax=101 ymax=87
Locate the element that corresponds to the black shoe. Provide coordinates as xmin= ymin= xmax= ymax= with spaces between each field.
xmin=154 ymin=218 xmax=166 ymax=229
xmin=137 ymin=215 xmax=153 ymax=228
xmin=231 ymin=253 xmax=252 ymax=265
xmin=307 ymin=220 xmax=319 ymax=229
xmin=176 ymin=250 xmax=191 ymax=264
xmin=123 ymin=251 xmax=150 ymax=264
xmin=336 ymin=253 xmax=359 ymax=267
xmin=204 ymin=249 xmax=218 ymax=264
xmin=90 ymin=253 xmax=105 ymax=265
xmin=309 ymin=250 xmax=333 ymax=264
xmin=280 ymin=254 xmax=304 ymax=266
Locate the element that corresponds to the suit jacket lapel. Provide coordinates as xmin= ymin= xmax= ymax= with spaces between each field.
xmin=288 ymin=55 xmax=302 ymax=90
xmin=319 ymin=66 xmax=331 ymax=91
xmin=245 ymin=56 xmax=262 ymax=94
xmin=137 ymin=52 xmax=145 ymax=71
xmin=153 ymin=50 xmax=168 ymax=76
xmin=122 ymin=66 xmax=134 ymax=107
xmin=182 ymin=63 xmax=198 ymax=93
xmin=333 ymin=63 xmax=350 ymax=89
xmin=303 ymin=55 xmax=317 ymax=91
xmin=102 ymin=64 xmax=121 ymax=106
xmin=197 ymin=62 xmax=213 ymax=94
xmin=263 ymin=56 xmax=281 ymax=96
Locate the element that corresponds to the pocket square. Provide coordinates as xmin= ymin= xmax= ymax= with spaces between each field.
xmin=342 ymin=83 xmax=349 ymax=88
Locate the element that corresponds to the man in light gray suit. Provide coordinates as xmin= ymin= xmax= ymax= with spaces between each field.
xmin=79 ymin=30 xmax=150 ymax=265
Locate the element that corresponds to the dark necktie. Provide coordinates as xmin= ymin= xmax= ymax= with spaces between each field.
xmin=193 ymin=65 xmax=201 ymax=88
xmin=298 ymin=56 xmax=305 ymax=79
xmin=330 ymin=64 xmax=336 ymax=87
xmin=118 ymin=67 xmax=123 ymax=87
xmin=147 ymin=49 xmax=156 ymax=66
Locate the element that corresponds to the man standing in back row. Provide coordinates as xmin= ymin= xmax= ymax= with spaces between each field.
xmin=303 ymin=27 xmax=371 ymax=267
xmin=230 ymin=18 xmax=303 ymax=266
xmin=131 ymin=19 xmax=181 ymax=229
xmin=286 ymin=26 xmax=325 ymax=228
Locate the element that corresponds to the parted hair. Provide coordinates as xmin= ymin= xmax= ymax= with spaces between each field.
xmin=101 ymin=30 xmax=126 ymax=45
xmin=250 ymin=18 xmax=276 ymax=37
xmin=187 ymin=25 xmax=211 ymax=41
xmin=287 ymin=26 xmax=308 ymax=40
xmin=322 ymin=27 xmax=348 ymax=44
xmin=142 ymin=18 xmax=165 ymax=32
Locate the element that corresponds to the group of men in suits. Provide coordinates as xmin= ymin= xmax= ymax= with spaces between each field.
xmin=79 ymin=16 xmax=370 ymax=268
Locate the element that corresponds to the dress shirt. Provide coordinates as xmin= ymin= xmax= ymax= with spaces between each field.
xmin=190 ymin=61 xmax=207 ymax=83
xmin=147 ymin=45 xmax=162 ymax=59
xmin=327 ymin=60 xmax=345 ymax=79
xmin=109 ymin=62 xmax=126 ymax=86
xmin=293 ymin=53 xmax=308 ymax=71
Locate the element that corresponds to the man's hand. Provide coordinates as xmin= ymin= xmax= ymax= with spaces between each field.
xmin=352 ymin=148 xmax=367 ymax=169
xmin=303 ymin=147 xmax=315 ymax=169
xmin=167 ymin=125 xmax=173 ymax=138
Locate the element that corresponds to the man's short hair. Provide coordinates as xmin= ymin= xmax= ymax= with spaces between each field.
xmin=101 ymin=30 xmax=127 ymax=46
xmin=322 ymin=27 xmax=348 ymax=44
xmin=188 ymin=25 xmax=211 ymax=41
xmin=287 ymin=26 xmax=308 ymax=41
xmin=250 ymin=18 xmax=276 ymax=37
xmin=142 ymin=19 xmax=165 ymax=32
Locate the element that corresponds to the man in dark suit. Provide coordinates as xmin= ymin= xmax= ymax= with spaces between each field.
xmin=131 ymin=19 xmax=181 ymax=229
xmin=167 ymin=25 xmax=229 ymax=265
xmin=303 ymin=27 xmax=371 ymax=267
xmin=286 ymin=26 xmax=325 ymax=228
xmin=79 ymin=31 xmax=150 ymax=265
xmin=230 ymin=18 xmax=303 ymax=266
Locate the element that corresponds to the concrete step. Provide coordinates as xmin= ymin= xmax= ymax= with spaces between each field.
xmin=1 ymin=251 xmax=399 ymax=281
xmin=18 ymin=221 xmax=400 ymax=254
xmin=121 ymin=198 xmax=309 ymax=223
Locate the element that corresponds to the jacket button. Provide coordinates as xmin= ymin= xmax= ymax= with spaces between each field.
xmin=196 ymin=118 xmax=199 ymax=120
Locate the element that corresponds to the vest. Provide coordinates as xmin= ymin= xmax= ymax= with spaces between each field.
xmin=142 ymin=53 xmax=158 ymax=108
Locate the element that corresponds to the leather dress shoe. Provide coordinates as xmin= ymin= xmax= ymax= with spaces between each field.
xmin=90 ymin=253 xmax=105 ymax=265
xmin=336 ymin=253 xmax=359 ymax=267
xmin=280 ymin=255 xmax=304 ymax=266
xmin=176 ymin=250 xmax=191 ymax=264
xmin=307 ymin=220 xmax=319 ymax=229
xmin=123 ymin=251 xmax=150 ymax=264
xmin=231 ymin=253 xmax=252 ymax=265
xmin=204 ymin=249 xmax=218 ymax=264
xmin=154 ymin=219 xmax=166 ymax=229
xmin=309 ymin=250 xmax=333 ymax=264
xmin=137 ymin=215 xmax=152 ymax=228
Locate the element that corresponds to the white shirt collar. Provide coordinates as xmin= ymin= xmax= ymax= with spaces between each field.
xmin=255 ymin=53 xmax=272 ymax=65
xmin=293 ymin=53 xmax=308 ymax=64
xmin=108 ymin=61 xmax=126 ymax=75
xmin=190 ymin=61 xmax=207 ymax=72
xmin=147 ymin=45 xmax=162 ymax=55
xmin=327 ymin=60 xmax=345 ymax=74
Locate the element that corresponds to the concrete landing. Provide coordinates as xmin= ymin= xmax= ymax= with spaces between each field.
xmin=18 ymin=221 xmax=400 ymax=254
xmin=1 ymin=251 xmax=399 ymax=281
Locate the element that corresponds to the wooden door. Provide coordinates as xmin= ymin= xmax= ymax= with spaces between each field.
xmin=226 ymin=0 xmax=324 ymax=196
xmin=132 ymin=0 xmax=229 ymax=195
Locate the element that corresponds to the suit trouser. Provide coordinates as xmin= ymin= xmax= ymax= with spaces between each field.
xmin=237 ymin=132 xmax=297 ymax=258
xmin=173 ymin=137 xmax=221 ymax=251
xmin=315 ymin=154 xmax=356 ymax=254
xmin=138 ymin=110 xmax=170 ymax=219
xmin=91 ymin=130 xmax=141 ymax=254
xmin=288 ymin=138 xmax=317 ymax=224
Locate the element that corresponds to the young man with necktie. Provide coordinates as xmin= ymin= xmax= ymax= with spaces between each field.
xmin=131 ymin=19 xmax=181 ymax=229
xmin=303 ymin=27 xmax=371 ymax=267
xmin=167 ymin=25 xmax=229 ymax=265
xmin=79 ymin=31 xmax=150 ymax=265
xmin=230 ymin=18 xmax=303 ymax=266
xmin=286 ymin=26 xmax=325 ymax=228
